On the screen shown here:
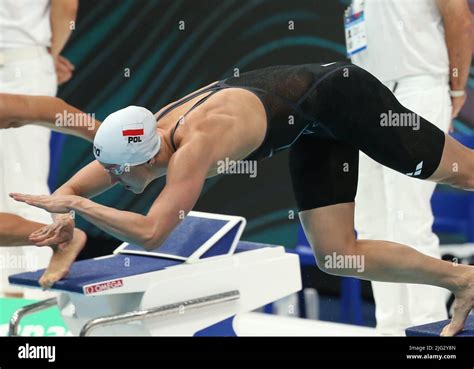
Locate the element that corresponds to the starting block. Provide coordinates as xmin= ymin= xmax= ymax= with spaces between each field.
xmin=406 ymin=315 xmax=474 ymax=337
xmin=8 ymin=211 xmax=302 ymax=336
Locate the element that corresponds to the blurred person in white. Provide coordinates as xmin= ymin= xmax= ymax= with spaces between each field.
xmin=0 ymin=0 xmax=78 ymax=298
xmin=348 ymin=0 xmax=474 ymax=335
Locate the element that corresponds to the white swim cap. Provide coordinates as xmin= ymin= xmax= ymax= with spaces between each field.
xmin=93 ymin=106 xmax=161 ymax=166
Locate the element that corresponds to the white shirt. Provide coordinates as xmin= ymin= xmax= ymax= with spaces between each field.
xmin=350 ymin=0 xmax=450 ymax=82
xmin=0 ymin=0 xmax=52 ymax=49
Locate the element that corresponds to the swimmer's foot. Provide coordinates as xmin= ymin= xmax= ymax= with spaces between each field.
xmin=441 ymin=266 xmax=474 ymax=336
xmin=39 ymin=229 xmax=86 ymax=290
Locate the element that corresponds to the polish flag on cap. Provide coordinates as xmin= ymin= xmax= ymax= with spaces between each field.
xmin=122 ymin=123 xmax=144 ymax=137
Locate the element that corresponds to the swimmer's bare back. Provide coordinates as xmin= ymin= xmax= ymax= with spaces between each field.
xmin=154 ymin=82 xmax=267 ymax=178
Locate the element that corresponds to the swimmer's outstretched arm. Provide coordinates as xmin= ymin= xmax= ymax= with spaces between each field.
xmin=11 ymin=141 xmax=212 ymax=250
xmin=0 ymin=93 xmax=99 ymax=141
xmin=9 ymin=160 xmax=117 ymax=246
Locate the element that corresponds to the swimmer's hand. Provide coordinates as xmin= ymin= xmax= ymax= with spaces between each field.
xmin=9 ymin=193 xmax=79 ymax=246
xmin=9 ymin=193 xmax=78 ymax=213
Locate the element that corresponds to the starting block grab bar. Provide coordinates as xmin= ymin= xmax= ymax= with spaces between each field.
xmin=9 ymin=297 xmax=58 ymax=336
xmin=8 ymin=291 xmax=240 ymax=337
xmin=80 ymin=290 xmax=240 ymax=336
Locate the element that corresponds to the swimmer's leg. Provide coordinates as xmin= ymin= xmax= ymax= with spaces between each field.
xmin=311 ymin=64 xmax=474 ymax=187
xmin=428 ymin=134 xmax=474 ymax=191
xmin=308 ymin=63 xmax=474 ymax=221
xmin=288 ymin=132 xmax=474 ymax=337
xmin=299 ymin=203 xmax=474 ymax=337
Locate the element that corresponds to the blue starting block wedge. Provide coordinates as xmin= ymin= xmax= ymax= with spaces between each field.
xmin=406 ymin=315 xmax=474 ymax=337
xmin=114 ymin=211 xmax=246 ymax=261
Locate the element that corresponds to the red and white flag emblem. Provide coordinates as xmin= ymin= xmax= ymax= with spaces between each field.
xmin=122 ymin=123 xmax=144 ymax=137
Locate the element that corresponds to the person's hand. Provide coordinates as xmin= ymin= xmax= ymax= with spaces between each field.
xmin=9 ymin=193 xmax=78 ymax=214
xmin=451 ymin=94 xmax=467 ymax=120
xmin=29 ymin=218 xmax=75 ymax=247
xmin=54 ymin=55 xmax=75 ymax=85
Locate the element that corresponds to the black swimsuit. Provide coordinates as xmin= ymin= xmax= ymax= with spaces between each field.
xmin=156 ymin=62 xmax=446 ymax=211
xmin=156 ymin=63 xmax=345 ymax=160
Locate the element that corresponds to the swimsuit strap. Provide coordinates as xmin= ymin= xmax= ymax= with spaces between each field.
xmin=156 ymin=82 xmax=222 ymax=122
xmin=166 ymin=83 xmax=226 ymax=152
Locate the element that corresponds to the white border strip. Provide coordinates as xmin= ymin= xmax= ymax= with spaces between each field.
xmin=186 ymin=217 xmax=246 ymax=263
xmin=113 ymin=250 xmax=188 ymax=261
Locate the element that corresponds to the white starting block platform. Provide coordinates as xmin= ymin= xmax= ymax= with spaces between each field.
xmin=8 ymin=211 xmax=302 ymax=336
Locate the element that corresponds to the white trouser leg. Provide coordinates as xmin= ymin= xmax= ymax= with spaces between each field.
xmin=386 ymin=81 xmax=452 ymax=328
xmin=355 ymin=76 xmax=451 ymax=335
xmin=0 ymin=50 xmax=57 ymax=297
xmin=382 ymin=167 xmax=449 ymax=331
xmin=355 ymin=153 xmax=412 ymax=335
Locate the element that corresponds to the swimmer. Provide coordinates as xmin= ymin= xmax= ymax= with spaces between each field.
xmin=9 ymin=63 xmax=474 ymax=336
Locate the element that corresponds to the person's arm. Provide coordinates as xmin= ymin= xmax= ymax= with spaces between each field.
xmin=0 ymin=93 xmax=99 ymax=142
xmin=11 ymin=138 xmax=212 ymax=250
xmin=49 ymin=0 xmax=79 ymax=57
xmin=50 ymin=0 xmax=79 ymax=84
xmin=1 ymin=94 xmax=102 ymax=246
xmin=437 ymin=0 xmax=474 ymax=118
xmin=0 ymin=213 xmax=44 ymax=246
